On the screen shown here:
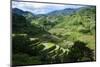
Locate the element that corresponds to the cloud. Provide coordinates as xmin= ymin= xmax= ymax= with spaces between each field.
xmin=12 ymin=1 xmax=84 ymax=14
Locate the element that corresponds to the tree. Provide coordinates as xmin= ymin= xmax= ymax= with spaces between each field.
xmin=64 ymin=41 xmax=94 ymax=62
xmin=12 ymin=35 xmax=34 ymax=56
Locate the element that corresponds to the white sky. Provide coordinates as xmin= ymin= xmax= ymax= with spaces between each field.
xmin=12 ymin=1 xmax=86 ymax=14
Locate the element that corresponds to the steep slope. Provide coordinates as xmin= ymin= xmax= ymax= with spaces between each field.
xmin=12 ymin=6 xmax=96 ymax=66
xmin=49 ymin=6 xmax=96 ymax=50
xmin=12 ymin=8 xmax=35 ymax=22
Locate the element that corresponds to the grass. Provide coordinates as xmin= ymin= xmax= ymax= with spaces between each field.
xmin=42 ymin=42 xmax=55 ymax=50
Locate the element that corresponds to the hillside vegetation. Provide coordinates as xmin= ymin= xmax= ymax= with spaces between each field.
xmin=12 ymin=6 xmax=96 ymax=66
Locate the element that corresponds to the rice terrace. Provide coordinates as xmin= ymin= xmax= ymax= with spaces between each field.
xmin=12 ymin=1 xmax=96 ymax=66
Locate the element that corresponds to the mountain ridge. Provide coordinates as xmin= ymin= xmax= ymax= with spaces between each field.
xmin=12 ymin=7 xmax=79 ymax=16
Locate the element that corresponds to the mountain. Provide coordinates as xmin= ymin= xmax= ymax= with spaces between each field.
xmin=12 ymin=8 xmax=25 ymax=15
xmin=12 ymin=8 xmax=35 ymax=16
xmin=12 ymin=8 xmax=35 ymax=22
xmin=12 ymin=6 xmax=96 ymax=65
xmin=47 ymin=8 xmax=78 ymax=16
xmin=12 ymin=7 xmax=78 ymax=17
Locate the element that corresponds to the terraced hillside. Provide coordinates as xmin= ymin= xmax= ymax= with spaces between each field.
xmin=12 ymin=6 xmax=96 ymax=66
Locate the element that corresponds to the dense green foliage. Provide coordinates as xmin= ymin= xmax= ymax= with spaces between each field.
xmin=12 ymin=6 xmax=96 ymax=66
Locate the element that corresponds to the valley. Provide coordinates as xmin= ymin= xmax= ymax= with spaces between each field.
xmin=12 ymin=5 xmax=96 ymax=66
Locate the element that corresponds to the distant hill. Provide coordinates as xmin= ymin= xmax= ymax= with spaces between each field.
xmin=12 ymin=7 xmax=78 ymax=17
xmin=47 ymin=8 xmax=78 ymax=16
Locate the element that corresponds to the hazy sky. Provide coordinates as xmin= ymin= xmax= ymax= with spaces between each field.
xmin=12 ymin=1 xmax=85 ymax=14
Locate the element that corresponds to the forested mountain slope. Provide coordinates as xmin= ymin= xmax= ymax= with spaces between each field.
xmin=12 ymin=6 xmax=96 ymax=66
